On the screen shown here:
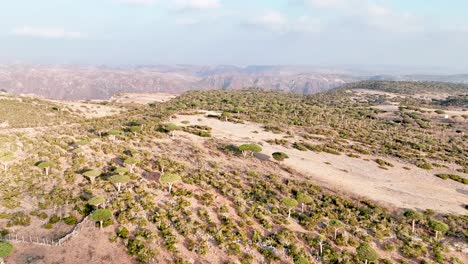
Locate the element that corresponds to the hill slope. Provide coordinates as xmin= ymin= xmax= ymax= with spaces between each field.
xmin=0 ymin=82 xmax=467 ymax=264
xmin=2 ymin=65 xmax=467 ymax=100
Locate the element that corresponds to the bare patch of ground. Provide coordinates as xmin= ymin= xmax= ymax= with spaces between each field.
xmin=110 ymin=93 xmax=178 ymax=104
xmin=5 ymin=227 xmax=133 ymax=264
xmin=354 ymin=89 xmax=404 ymax=98
xmin=353 ymin=89 xmax=451 ymax=100
xmin=48 ymin=100 xmax=121 ymax=118
xmin=372 ymin=104 xmax=467 ymax=117
xmin=173 ymin=111 xmax=468 ymax=215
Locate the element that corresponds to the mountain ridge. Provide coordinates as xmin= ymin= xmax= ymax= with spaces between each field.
xmin=0 ymin=64 xmax=467 ymax=100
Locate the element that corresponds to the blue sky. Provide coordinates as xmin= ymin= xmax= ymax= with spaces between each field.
xmin=1 ymin=0 xmax=467 ymax=70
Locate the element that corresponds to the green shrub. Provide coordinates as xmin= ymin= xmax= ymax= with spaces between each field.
xmin=117 ymin=226 xmax=130 ymax=238
xmin=293 ymin=142 xmax=308 ymax=151
xmin=436 ymin=174 xmax=468 ymax=184
xmin=63 ymin=215 xmax=78 ymax=225
xmin=272 ymin=152 xmax=289 ymax=161
xmin=48 ymin=215 xmax=61 ymax=224
xmin=417 ymin=162 xmax=433 ymax=170
xmin=7 ymin=212 xmax=31 ymax=227
xmin=375 ymin=159 xmax=394 ymax=167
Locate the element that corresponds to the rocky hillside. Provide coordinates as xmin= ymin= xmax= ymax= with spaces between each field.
xmin=1 ymin=65 xmax=467 ymax=100
xmin=0 ymin=65 xmax=357 ymax=100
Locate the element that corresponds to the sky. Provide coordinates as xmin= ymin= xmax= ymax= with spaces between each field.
xmin=1 ymin=0 xmax=468 ymax=71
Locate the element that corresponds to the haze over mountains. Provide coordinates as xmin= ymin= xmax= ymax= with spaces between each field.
xmin=0 ymin=64 xmax=467 ymax=100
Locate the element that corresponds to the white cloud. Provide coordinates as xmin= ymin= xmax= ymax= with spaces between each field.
xmin=175 ymin=18 xmax=200 ymax=25
xmin=302 ymin=0 xmax=424 ymax=33
xmin=252 ymin=11 xmax=287 ymax=31
xmin=249 ymin=11 xmax=321 ymax=33
xmin=117 ymin=0 xmax=156 ymax=5
xmin=306 ymin=0 xmax=349 ymax=9
xmin=114 ymin=0 xmax=220 ymax=11
xmin=12 ymin=26 xmax=85 ymax=39
xmin=293 ymin=16 xmax=322 ymax=33
xmin=173 ymin=0 xmax=220 ymax=10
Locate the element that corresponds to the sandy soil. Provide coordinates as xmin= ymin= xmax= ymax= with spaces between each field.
xmin=5 ymin=227 xmax=133 ymax=264
xmin=372 ymin=104 xmax=467 ymax=125
xmin=354 ymin=89 xmax=403 ymax=99
xmin=173 ymin=111 xmax=468 ymax=215
xmin=110 ymin=93 xmax=178 ymax=104
xmin=49 ymin=100 xmax=121 ymax=118
xmin=373 ymin=104 xmax=467 ymax=117
xmin=354 ymin=89 xmax=451 ymax=100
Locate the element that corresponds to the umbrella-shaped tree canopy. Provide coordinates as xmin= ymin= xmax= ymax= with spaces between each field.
xmin=356 ymin=243 xmax=379 ymax=263
xmin=37 ymin=161 xmax=54 ymax=169
xmin=36 ymin=161 xmax=55 ymax=175
xmin=109 ymin=174 xmax=130 ymax=184
xmin=83 ymin=169 xmax=102 ymax=178
xmin=0 ymin=241 xmax=13 ymax=258
xmin=82 ymin=169 xmax=102 ymax=183
xmin=107 ymin=130 xmax=121 ymax=136
xmin=124 ymin=157 xmax=139 ymax=165
xmin=88 ymin=196 xmax=106 ymax=207
xmin=0 ymin=152 xmax=15 ymax=162
xmin=160 ymin=173 xmax=181 ymax=184
xmin=160 ymin=173 xmax=182 ymax=193
xmin=109 ymin=174 xmax=131 ymax=191
xmin=113 ymin=167 xmax=129 ymax=174
xmin=90 ymin=209 xmax=113 ymax=229
xmin=91 ymin=209 xmax=112 ymax=221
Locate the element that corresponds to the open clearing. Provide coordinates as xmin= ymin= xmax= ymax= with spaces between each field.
xmin=110 ymin=93 xmax=178 ymax=104
xmin=174 ymin=111 xmax=468 ymax=214
xmin=353 ymin=89 xmax=452 ymax=100
xmin=50 ymin=100 xmax=122 ymax=118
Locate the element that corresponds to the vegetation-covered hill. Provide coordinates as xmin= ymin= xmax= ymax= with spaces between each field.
xmin=342 ymin=81 xmax=468 ymax=95
xmin=0 ymin=82 xmax=466 ymax=263
xmin=170 ymin=83 xmax=467 ymax=171
xmin=0 ymin=93 xmax=80 ymax=128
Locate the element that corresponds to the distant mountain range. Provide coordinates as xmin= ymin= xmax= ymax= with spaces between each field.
xmin=0 ymin=64 xmax=466 ymax=100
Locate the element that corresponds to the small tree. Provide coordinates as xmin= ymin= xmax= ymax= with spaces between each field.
xmin=160 ymin=173 xmax=181 ymax=193
xmin=129 ymin=125 xmax=141 ymax=136
xmin=429 ymin=220 xmax=449 ymax=239
xmin=234 ymin=106 xmax=244 ymax=114
xmin=356 ymin=243 xmax=379 ymax=264
xmin=162 ymin=123 xmax=181 ymax=138
xmin=113 ymin=167 xmax=129 ymax=174
xmin=282 ymin=197 xmax=298 ymax=218
xmin=124 ymin=157 xmax=140 ymax=173
xmin=82 ymin=169 xmax=102 ymax=184
xmin=0 ymin=152 xmax=15 ymax=172
xmin=108 ymin=174 xmax=130 ymax=192
xmin=329 ymin=219 xmax=344 ymax=240
xmin=272 ymin=152 xmax=289 ymax=162
xmin=107 ymin=130 xmax=120 ymax=140
xmin=296 ymin=192 xmax=313 ymax=213
xmin=238 ymin=144 xmax=262 ymax=158
xmin=88 ymin=196 xmax=106 ymax=208
xmin=90 ymin=209 xmax=112 ymax=229
xmin=316 ymin=235 xmax=325 ymax=257
xmin=37 ymin=161 xmax=55 ymax=176
xmin=0 ymin=241 xmax=13 ymax=264
xmin=220 ymin=111 xmax=232 ymax=121
xmin=403 ymin=210 xmax=422 ymax=233
xmin=73 ymin=148 xmax=84 ymax=155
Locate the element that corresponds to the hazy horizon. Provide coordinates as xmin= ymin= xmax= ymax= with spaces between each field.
xmin=1 ymin=0 xmax=468 ymax=69
xmin=1 ymin=62 xmax=466 ymax=76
